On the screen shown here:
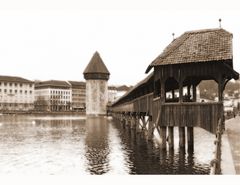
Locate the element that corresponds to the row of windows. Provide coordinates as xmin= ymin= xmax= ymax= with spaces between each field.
xmin=50 ymin=91 xmax=70 ymax=95
xmin=50 ymin=95 xmax=70 ymax=99
xmin=50 ymin=100 xmax=70 ymax=104
xmin=0 ymin=82 xmax=33 ymax=87
xmin=0 ymin=89 xmax=32 ymax=94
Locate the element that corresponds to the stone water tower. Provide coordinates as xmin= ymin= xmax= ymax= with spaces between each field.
xmin=83 ymin=51 xmax=110 ymax=116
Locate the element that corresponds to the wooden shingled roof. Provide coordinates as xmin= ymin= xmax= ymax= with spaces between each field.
xmin=83 ymin=51 xmax=110 ymax=75
xmin=146 ymin=28 xmax=233 ymax=73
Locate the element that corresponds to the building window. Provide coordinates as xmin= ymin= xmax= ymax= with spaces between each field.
xmin=9 ymin=83 xmax=12 ymax=86
xmin=25 ymin=90 xmax=27 ymax=94
xmin=10 ymin=89 xmax=12 ymax=93
xmin=30 ymin=84 xmax=32 ymax=87
xmin=30 ymin=91 xmax=32 ymax=94
xmin=15 ymin=83 xmax=17 ymax=87
xmin=4 ymin=83 xmax=7 ymax=86
xmin=4 ymin=89 xmax=7 ymax=93
xmin=15 ymin=90 xmax=17 ymax=93
xmin=20 ymin=84 xmax=22 ymax=87
xmin=20 ymin=90 xmax=22 ymax=94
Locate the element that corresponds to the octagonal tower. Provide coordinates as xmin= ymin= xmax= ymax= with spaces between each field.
xmin=83 ymin=51 xmax=110 ymax=116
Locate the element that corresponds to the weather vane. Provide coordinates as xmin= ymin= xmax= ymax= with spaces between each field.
xmin=219 ymin=18 xmax=222 ymax=28
xmin=172 ymin=33 xmax=175 ymax=40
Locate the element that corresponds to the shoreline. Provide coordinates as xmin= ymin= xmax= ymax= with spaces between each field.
xmin=0 ymin=111 xmax=86 ymax=116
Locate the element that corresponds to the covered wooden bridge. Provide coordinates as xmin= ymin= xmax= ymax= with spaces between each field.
xmin=110 ymin=28 xmax=239 ymax=151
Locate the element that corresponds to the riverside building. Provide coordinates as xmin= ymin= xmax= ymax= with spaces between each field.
xmin=34 ymin=80 xmax=71 ymax=112
xmin=0 ymin=75 xmax=34 ymax=112
xmin=68 ymin=81 xmax=86 ymax=111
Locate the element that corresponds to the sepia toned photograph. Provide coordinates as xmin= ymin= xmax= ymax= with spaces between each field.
xmin=0 ymin=0 xmax=239 ymax=184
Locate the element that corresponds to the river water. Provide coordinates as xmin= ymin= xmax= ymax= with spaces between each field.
xmin=0 ymin=115 xmax=215 ymax=175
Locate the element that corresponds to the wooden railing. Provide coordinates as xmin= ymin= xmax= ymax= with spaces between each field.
xmin=111 ymin=94 xmax=223 ymax=134
xmin=153 ymin=99 xmax=223 ymax=134
xmin=110 ymin=93 xmax=154 ymax=114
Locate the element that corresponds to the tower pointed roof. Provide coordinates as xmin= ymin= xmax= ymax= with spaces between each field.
xmin=84 ymin=51 xmax=110 ymax=74
xmin=83 ymin=51 xmax=110 ymax=80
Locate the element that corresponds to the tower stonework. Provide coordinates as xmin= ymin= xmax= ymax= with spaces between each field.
xmin=83 ymin=51 xmax=110 ymax=116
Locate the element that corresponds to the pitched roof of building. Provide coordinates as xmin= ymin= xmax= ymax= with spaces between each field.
xmin=146 ymin=28 xmax=233 ymax=73
xmin=83 ymin=51 xmax=110 ymax=75
xmin=0 ymin=75 xmax=33 ymax=83
xmin=68 ymin=81 xmax=85 ymax=87
xmin=35 ymin=80 xmax=71 ymax=88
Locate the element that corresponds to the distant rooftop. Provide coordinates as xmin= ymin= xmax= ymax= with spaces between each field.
xmin=0 ymin=75 xmax=33 ymax=83
xmin=146 ymin=28 xmax=233 ymax=73
xmin=35 ymin=80 xmax=71 ymax=89
xmin=68 ymin=81 xmax=85 ymax=87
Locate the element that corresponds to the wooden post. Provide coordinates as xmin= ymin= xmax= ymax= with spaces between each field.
xmin=130 ymin=115 xmax=134 ymax=129
xmin=179 ymin=80 xmax=183 ymax=103
xmin=136 ymin=115 xmax=141 ymax=133
xmin=187 ymin=127 xmax=194 ymax=151
xmin=147 ymin=116 xmax=154 ymax=141
xmin=218 ymin=75 xmax=223 ymax=102
xmin=160 ymin=80 xmax=165 ymax=103
xmin=192 ymin=84 xmax=197 ymax=102
xmin=168 ymin=126 xmax=174 ymax=149
xmin=179 ymin=127 xmax=185 ymax=148
xmin=172 ymin=90 xmax=175 ymax=99
xmin=160 ymin=126 xmax=167 ymax=149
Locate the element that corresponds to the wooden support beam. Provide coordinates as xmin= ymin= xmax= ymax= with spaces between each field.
xmin=192 ymin=84 xmax=197 ymax=102
xmin=147 ymin=116 xmax=154 ymax=141
xmin=130 ymin=115 xmax=136 ymax=129
xmin=135 ymin=115 xmax=141 ymax=133
xmin=160 ymin=126 xmax=167 ymax=149
xmin=172 ymin=90 xmax=175 ymax=99
xmin=187 ymin=127 xmax=194 ymax=151
xmin=168 ymin=126 xmax=174 ymax=149
xmin=179 ymin=81 xmax=183 ymax=103
xmin=160 ymin=79 xmax=166 ymax=103
xmin=179 ymin=127 xmax=185 ymax=148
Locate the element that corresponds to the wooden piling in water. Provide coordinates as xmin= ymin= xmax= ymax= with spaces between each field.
xmin=147 ymin=116 xmax=154 ymax=141
xmin=160 ymin=126 xmax=167 ymax=149
xmin=135 ymin=115 xmax=141 ymax=133
xmin=179 ymin=127 xmax=185 ymax=148
xmin=187 ymin=127 xmax=194 ymax=151
xmin=168 ymin=126 xmax=174 ymax=149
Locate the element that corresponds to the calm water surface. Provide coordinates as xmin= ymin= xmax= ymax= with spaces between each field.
xmin=0 ymin=115 xmax=215 ymax=174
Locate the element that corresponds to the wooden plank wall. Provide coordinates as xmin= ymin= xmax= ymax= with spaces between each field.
xmin=159 ymin=102 xmax=222 ymax=133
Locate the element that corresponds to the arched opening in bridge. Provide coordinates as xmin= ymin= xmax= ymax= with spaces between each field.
xmin=198 ymin=80 xmax=219 ymax=103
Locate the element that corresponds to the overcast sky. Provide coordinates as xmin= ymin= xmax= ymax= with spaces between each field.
xmin=0 ymin=0 xmax=240 ymax=86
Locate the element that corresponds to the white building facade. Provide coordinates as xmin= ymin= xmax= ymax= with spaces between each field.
xmin=34 ymin=80 xmax=72 ymax=112
xmin=0 ymin=76 xmax=34 ymax=112
xmin=68 ymin=81 xmax=86 ymax=111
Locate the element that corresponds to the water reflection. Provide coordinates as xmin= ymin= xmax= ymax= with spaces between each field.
xmin=85 ymin=117 xmax=110 ymax=174
xmin=0 ymin=115 xmax=214 ymax=174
